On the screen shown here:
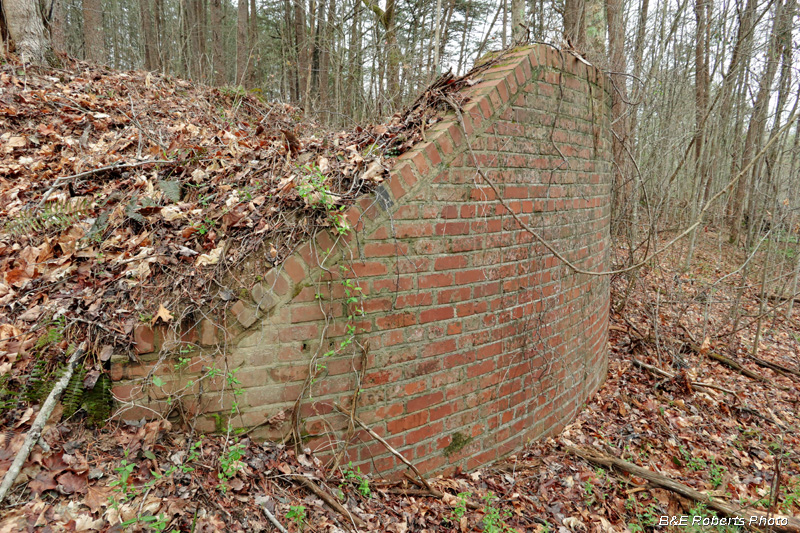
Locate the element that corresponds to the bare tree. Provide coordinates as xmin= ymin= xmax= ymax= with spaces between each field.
xmin=210 ymin=0 xmax=224 ymax=85
xmin=82 ymin=0 xmax=103 ymax=62
xmin=236 ymin=0 xmax=248 ymax=85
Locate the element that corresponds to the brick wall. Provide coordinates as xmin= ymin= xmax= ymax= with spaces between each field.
xmin=112 ymin=45 xmax=612 ymax=476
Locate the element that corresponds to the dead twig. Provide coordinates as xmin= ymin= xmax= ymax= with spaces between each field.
xmin=333 ymin=404 xmax=434 ymax=495
xmin=288 ymin=474 xmax=366 ymax=529
xmin=36 ymin=160 xmax=177 ymax=208
xmin=565 ymin=445 xmax=800 ymax=533
xmin=260 ymin=503 xmax=290 ymax=533
xmin=631 ymin=358 xmax=741 ymax=400
xmin=0 ymin=342 xmax=87 ymax=505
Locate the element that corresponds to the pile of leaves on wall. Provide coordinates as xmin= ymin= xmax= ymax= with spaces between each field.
xmin=0 ymin=55 xmax=483 ymax=425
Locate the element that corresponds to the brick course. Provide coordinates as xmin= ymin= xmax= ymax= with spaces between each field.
xmin=112 ymin=45 xmax=611 ymax=477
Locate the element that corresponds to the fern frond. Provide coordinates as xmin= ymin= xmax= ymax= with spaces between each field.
xmin=83 ymin=374 xmax=112 ymax=426
xmin=125 ymin=194 xmax=146 ymax=224
xmin=61 ymin=367 xmax=86 ymax=419
xmin=3 ymin=197 xmax=91 ymax=238
xmin=159 ymin=180 xmax=182 ymax=203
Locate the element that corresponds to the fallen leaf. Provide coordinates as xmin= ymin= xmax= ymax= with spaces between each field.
xmin=152 ymin=304 xmax=173 ymax=325
xmin=57 ymin=471 xmax=89 ymax=495
xmin=13 ymin=407 xmax=33 ymax=428
xmin=195 ymin=242 xmax=224 ymax=267
xmin=28 ymin=471 xmax=58 ymax=496
xmin=7 ymin=136 xmax=26 ymax=148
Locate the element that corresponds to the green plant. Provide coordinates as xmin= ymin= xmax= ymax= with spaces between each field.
xmin=583 ymin=480 xmax=595 ymax=505
xmin=286 ymin=505 xmax=307 ymax=531
xmin=3 ymin=197 xmax=91 ymax=237
xmin=310 ymin=274 xmax=363 ymax=391
xmin=109 ymin=452 xmax=137 ymax=503
xmin=709 ymin=458 xmax=726 ymax=489
xmin=782 ymin=479 xmax=800 ymax=512
xmin=217 ymin=441 xmax=246 ymax=492
xmin=296 ymin=164 xmax=351 ymax=235
xmin=121 ymin=513 xmax=170 ymax=532
xmin=451 ymin=491 xmax=471 ymax=523
xmin=480 ymin=492 xmax=516 ymax=533
xmin=342 ymin=462 xmax=371 ymax=498
xmin=685 ymin=503 xmax=742 ymax=532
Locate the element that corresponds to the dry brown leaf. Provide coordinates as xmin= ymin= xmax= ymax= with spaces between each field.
xmin=57 ymin=472 xmax=89 ymax=495
xmin=28 ymin=471 xmax=58 ymax=496
xmin=151 ymin=304 xmax=174 ymax=326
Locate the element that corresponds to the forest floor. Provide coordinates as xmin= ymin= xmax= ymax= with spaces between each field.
xmin=1 ymin=228 xmax=799 ymax=533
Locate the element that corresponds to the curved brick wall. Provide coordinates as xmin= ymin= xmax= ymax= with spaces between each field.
xmin=112 ymin=45 xmax=612 ymax=475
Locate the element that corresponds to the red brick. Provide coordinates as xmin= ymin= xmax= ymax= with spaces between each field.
xmin=375 ymin=313 xmax=416 ymax=329
xmin=406 ymin=421 xmax=443 ymax=444
xmin=283 ymin=256 xmax=306 ymax=284
xmin=434 ymin=256 xmax=467 ymax=270
xmin=397 ymin=163 xmax=418 ymax=188
xmin=420 ymin=307 xmax=454 ymax=324
xmin=419 ymin=273 xmax=452 ymax=289
xmin=395 ymin=293 xmax=433 ymax=308
xmin=351 ymin=261 xmax=388 ymax=277
xmin=387 ymin=411 xmax=428 ymax=433
xmin=278 ymin=324 xmax=318 ymax=342
xmin=407 ymin=391 xmax=444 ymax=413
xmin=133 ymin=325 xmax=155 ymax=354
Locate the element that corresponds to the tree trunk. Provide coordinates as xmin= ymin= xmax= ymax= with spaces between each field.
xmin=140 ymin=0 xmax=161 ymax=71
xmin=211 ymin=0 xmax=224 ymax=84
xmin=82 ymin=0 xmax=103 ymax=62
xmin=606 ymin=0 xmax=630 ymax=242
xmin=511 ymin=0 xmax=525 ymax=43
xmin=294 ymin=0 xmax=306 ymax=104
xmin=236 ymin=0 xmax=248 ymax=85
xmin=384 ymin=0 xmax=399 ymax=107
xmin=563 ymin=0 xmax=585 ymax=51
xmin=432 ymin=0 xmax=443 ymax=76
xmin=318 ymin=0 xmax=333 ymax=111
xmin=47 ymin=0 xmax=65 ymax=52
xmin=249 ymin=0 xmax=256 ymax=84
xmin=4 ymin=0 xmax=51 ymax=63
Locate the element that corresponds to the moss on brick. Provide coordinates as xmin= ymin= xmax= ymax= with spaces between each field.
xmin=443 ymin=432 xmax=473 ymax=457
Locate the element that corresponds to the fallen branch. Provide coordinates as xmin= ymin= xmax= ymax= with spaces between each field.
xmin=260 ymin=503 xmax=290 ymax=533
xmin=565 ymin=445 xmax=800 ymax=533
xmin=733 ymin=405 xmax=789 ymax=431
xmin=333 ymin=404 xmax=434 ymax=494
xmin=684 ymin=342 xmax=770 ymax=383
xmin=705 ymin=350 xmax=769 ymax=383
xmin=288 ymin=474 xmax=366 ymax=529
xmin=0 ymin=342 xmax=86 ymax=505
xmin=747 ymin=355 xmax=800 ymax=379
xmin=631 ymin=358 xmax=740 ymax=400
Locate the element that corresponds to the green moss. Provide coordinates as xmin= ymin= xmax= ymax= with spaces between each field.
xmin=443 ymin=432 xmax=473 ymax=457
xmin=292 ymin=281 xmax=308 ymax=299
